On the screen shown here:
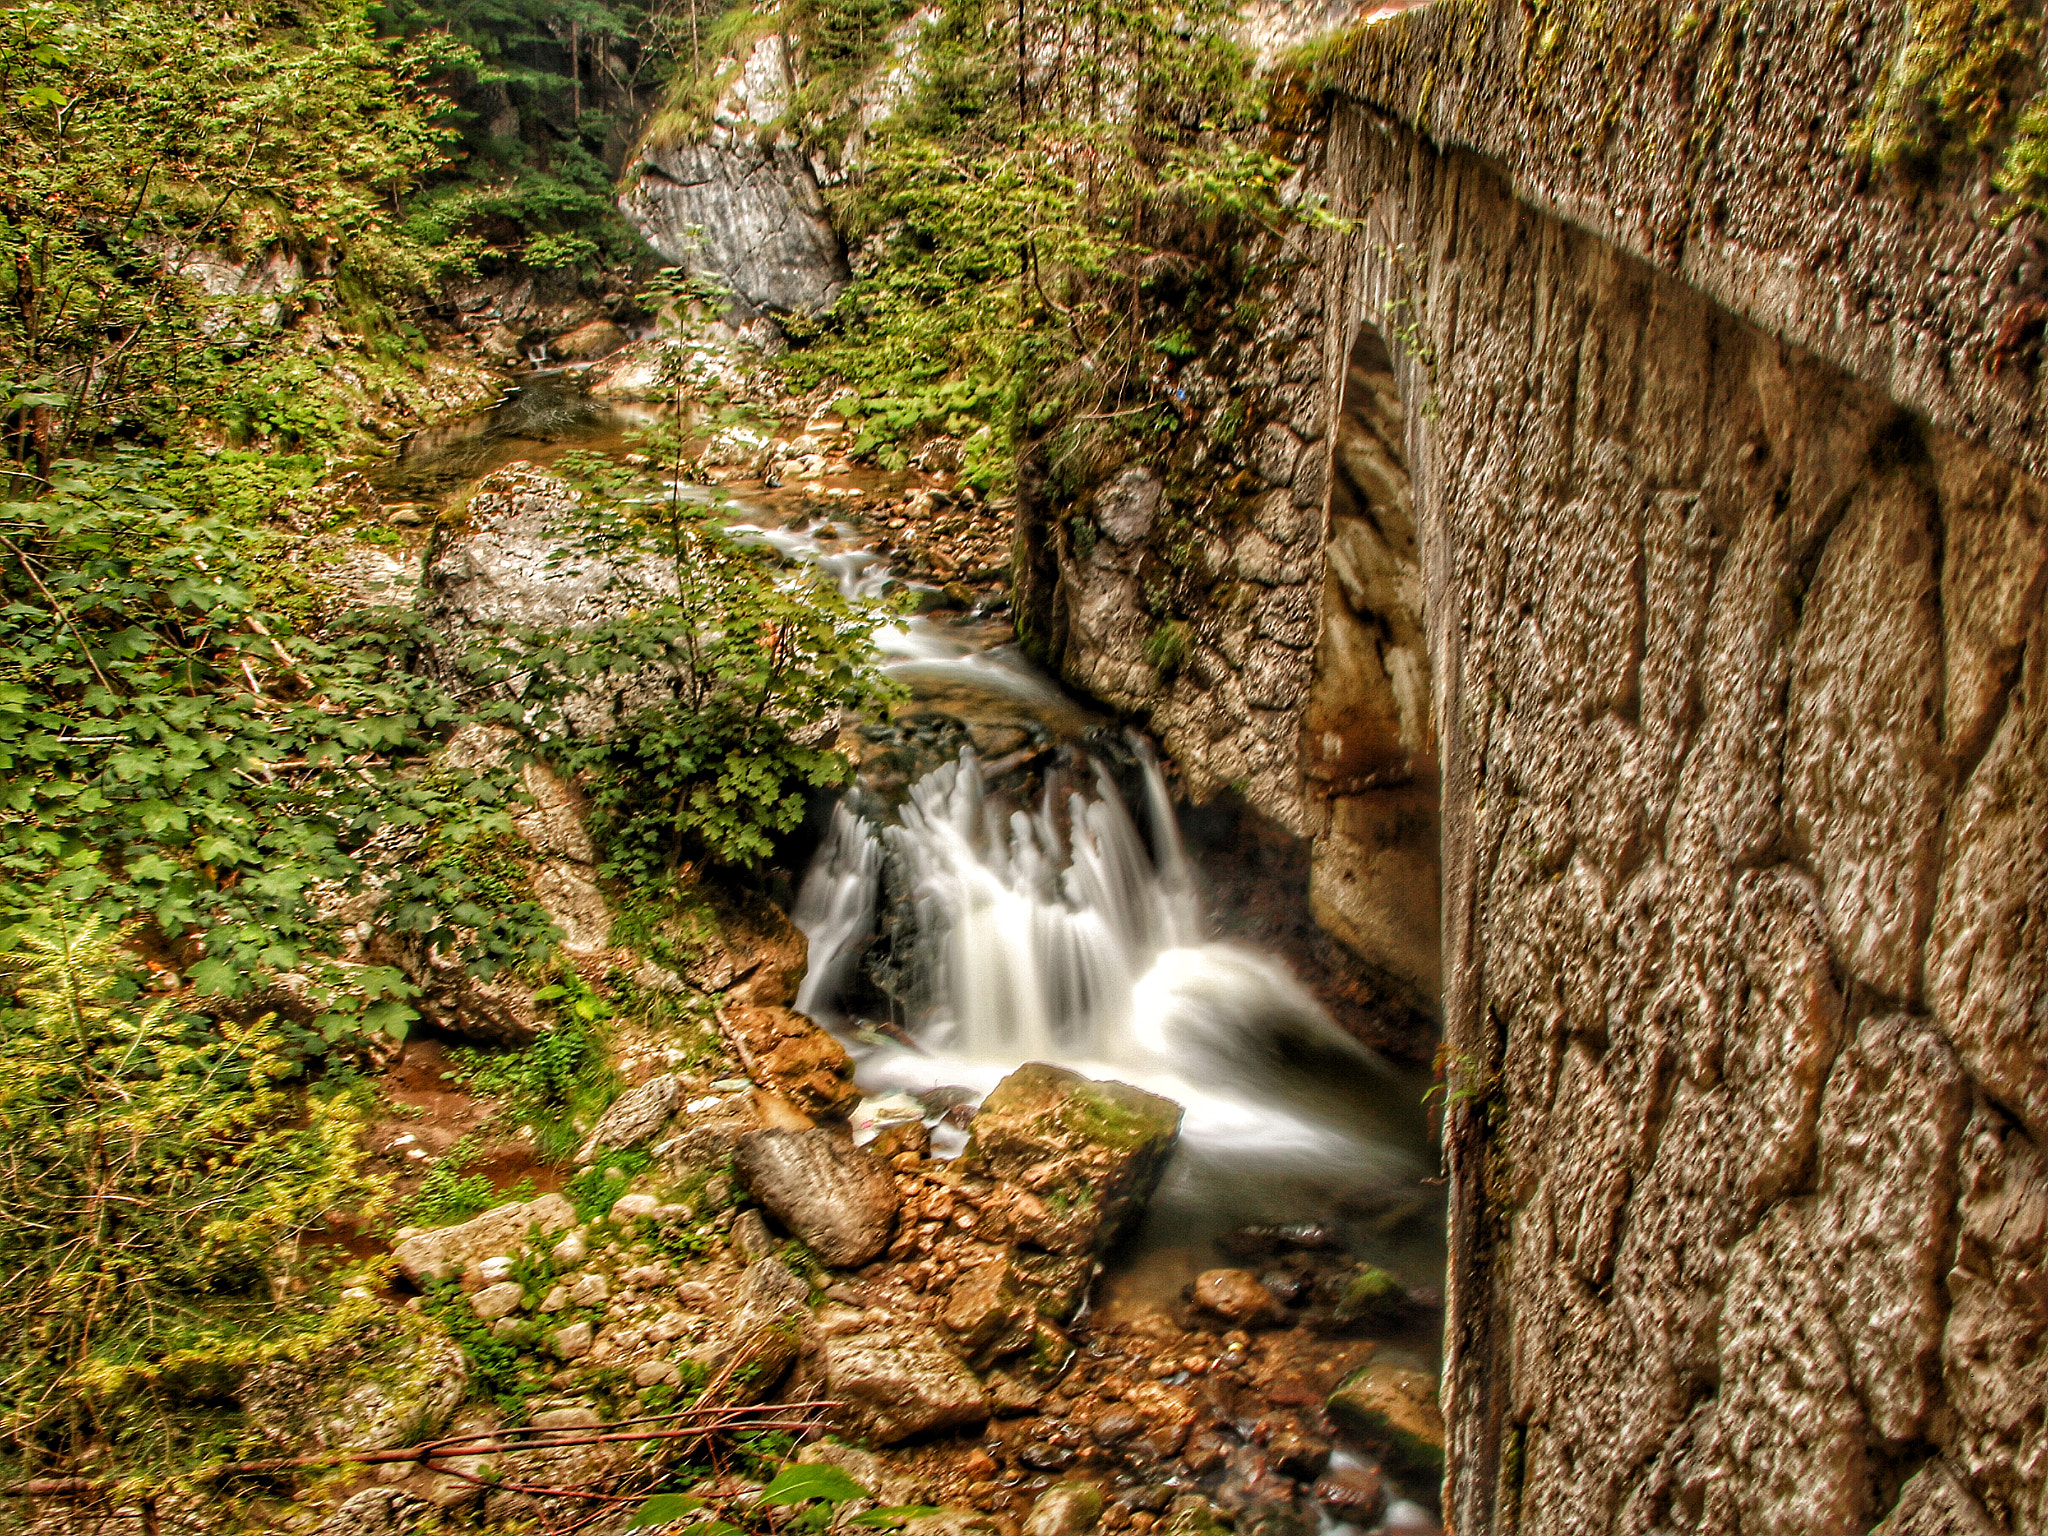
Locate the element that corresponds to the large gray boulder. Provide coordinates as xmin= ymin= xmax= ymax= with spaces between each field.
xmin=733 ymin=1128 xmax=898 ymax=1266
xmin=618 ymin=35 xmax=848 ymax=319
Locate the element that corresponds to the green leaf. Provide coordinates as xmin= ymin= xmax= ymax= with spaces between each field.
xmin=759 ymin=1464 xmax=872 ymax=1507
xmin=851 ymin=1507 xmax=945 ymax=1528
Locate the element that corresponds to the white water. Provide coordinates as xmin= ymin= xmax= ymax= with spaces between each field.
xmin=793 ymin=741 xmax=1424 ymax=1201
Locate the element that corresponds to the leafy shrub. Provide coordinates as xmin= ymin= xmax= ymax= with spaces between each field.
xmin=451 ymin=975 xmax=618 ymax=1162
xmin=0 ymin=456 xmax=556 ymax=1036
xmin=0 ymin=915 xmax=385 ymax=1474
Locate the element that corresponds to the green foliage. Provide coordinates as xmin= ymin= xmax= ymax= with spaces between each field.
xmin=759 ymin=1463 xmax=870 ymax=1506
xmin=0 ymin=915 xmax=385 ymax=1472
xmin=373 ymin=0 xmax=669 ymax=279
xmin=1853 ymin=0 xmax=2041 ymax=176
xmin=1144 ymin=619 xmax=1191 ymax=674
xmin=568 ymin=1146 xmax=655 ymax=1221
xmin=452 ymin=975 xmax=619 ymax=1162
xmin=739 ymin=0 xmax=1326 ymax=490
xmin=0 ymin=458 xmax=558 ymax=1033
xmin=401 ymin=1135 xmax=534 ymax=1226
xmin=514 ymin=476 xmax=901 ymax=873
xmin=0 ymin=0 xmax=471 ymax=464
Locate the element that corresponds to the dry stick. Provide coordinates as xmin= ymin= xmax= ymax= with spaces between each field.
xmin=0 ymin=1403 xmax=834 ymax=1499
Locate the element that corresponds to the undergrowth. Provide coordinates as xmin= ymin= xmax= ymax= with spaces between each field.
xmin=450 ymin=974 xmax=620 ymax=1163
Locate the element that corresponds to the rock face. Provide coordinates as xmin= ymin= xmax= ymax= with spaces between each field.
xmin=618 ymin=35 xmax=848 ymax=319
xmin=733 ymin=1127 xmax=899 ymax=1266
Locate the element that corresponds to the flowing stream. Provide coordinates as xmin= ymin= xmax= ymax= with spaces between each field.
xmin=390 ymin=376 xmax=1444 ymax=1344
xmin=768 ymin=525 xmax=1445 ymax=1334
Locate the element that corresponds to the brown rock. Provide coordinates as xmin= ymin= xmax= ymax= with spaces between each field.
xmin=824 ymin=1324 xmax=991 ymax=1443
xmin=1312 ymin=1464 xmax=1386 ymax=1523
xmin=550 ymin=318 xmax=629 ymax=360
xmin=1191 ymin=1270 xmax=1278 ymax=1326
xmin=723 ymin=1004 xmax=860 ymax=1115
xmin=734 ymin=1128 xmax=898 ymax=1267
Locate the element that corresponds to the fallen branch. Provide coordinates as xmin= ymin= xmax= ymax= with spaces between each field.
xmin=0 ymin=1398 xmax=835 ymax=1499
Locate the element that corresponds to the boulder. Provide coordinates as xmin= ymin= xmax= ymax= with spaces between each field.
xmin=734 ymin=1128 xmax=898 ymax=1266
xmin=1326 ymin=1365 xmax=1444 ymax=1479
xmin=471 ymin=1282 xmax=525 ymax=1321
xmin=1313 ymin=1463 xmax=1386 ymax=1523
xmin=550 ymin=318 xmax=628 ymax=360
xmin=242 ymin=1312 xmax=467 ymax=1455
xmin=941 ymin=1252 xmax=1038 ymax=1366
xmin=1023 ymin=1483 xmax=1105 ymax=1536
xmin=964 ymin=1064 xmax=1182 ymax=1258
xmin=824 ymin=1324 xmax=991 ymax=1443
xmin=1192 ymin=1269 xmax=1279 ymax=1327
xmin=722 ymin=1004 xmax=860 ymax=1113
xmin=391 ymin=1194 xmax=577 ymax=1284
xmin=1331 ymin=1266 xmax=1405 ymax=1328
xmin=576 ymin=1074 xmax=682 ymax=1163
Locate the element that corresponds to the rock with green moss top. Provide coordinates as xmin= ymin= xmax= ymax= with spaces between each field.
xmin=242 ymin=1310 xmax=467 ymax=1454
xmin=964 ymin=1063 xmax=1183 ymax=1258
xmin=1162 ymin=1495 xmax=1235 ymax=1536
xmin=1023 ymin=1482 xmax=1104 ymax=1536
xmin=391 ymin=1192 xmax=577 ymax=1284
xmin=1326 ymin=1364 xmax=1444 ymax=1478
xmin=1332 ymin=1266 xmax=1406 ymax=1328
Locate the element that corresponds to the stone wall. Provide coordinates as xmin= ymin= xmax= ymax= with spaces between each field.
xmin=1021 ymin=0 xmax=2048 ymax=1528
xmin=1314 ymin=33 xmax=2048 ymax=1536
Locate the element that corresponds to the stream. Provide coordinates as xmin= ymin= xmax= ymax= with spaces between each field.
xmin=385 ymin=373 xmax=1445 ymax=1365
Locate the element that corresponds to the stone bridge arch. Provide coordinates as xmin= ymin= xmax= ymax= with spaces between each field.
xmin=1301 ymin=323 xmax=1440 ymax=1007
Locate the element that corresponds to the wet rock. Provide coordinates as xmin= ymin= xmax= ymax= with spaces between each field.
xmin=1330 ymin=1267 xmax=1405 ymax=1328
xmin=1020 ymin=1438 xmax=1078 ymax=1471
xmin=1312 ymin=1464 xmax=1385 ymax=1523
xmin=965 ymin=1063 xmax=1183 ymax=1258
xmin=871 ymin=1118 xmax=933 ymax=1161
xmin=575 ymin=1074 xmax=681 ymax=1163
xmin=392 ymin=1194 xmax=577 ymax=1284
xmin=824 ymin=1324 xmax=991 ymax=1442
xmin=1326 ymin=1366 xmax=1443 ymax=1479
xmin=1192 ymin=1269 xmax=1279 ymax=1326
xmin=1024 ymin=1482 xmax=1105 ymax=1536
xmin=723 ymin=1004 xmax=862 ymax=1114
xmin=942 ymin=1252 xmax=1038 ymax=1366
xmin=1162 ymin=1496 xmax=1234 ymax=1536
xmin=987 ymin=1370 xmax=1045 ymax=1415
xmin=1259 ymin=1270 xmax=1308 ymax=1305
xmin=1265 ymin=1420 xmax=1330 ymax=1478
xmin=735 ymin=1128 xmax=899 ymax=1266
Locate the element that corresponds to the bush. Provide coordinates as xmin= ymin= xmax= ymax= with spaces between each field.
xmin=0 ymin=915 xmax=385 ymax=1476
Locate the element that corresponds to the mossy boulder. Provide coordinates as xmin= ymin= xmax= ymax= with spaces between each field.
xmin=242 ymin=1310 xmax=467 ymax=1454
xmin=964 ymin=1063 xmax=1183 ymax=1258
xmin=1326 ymin=1364 xmax=1444 ymax=1479
xmin=1331 ymin=1265 xmax=1406 ymax=1328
